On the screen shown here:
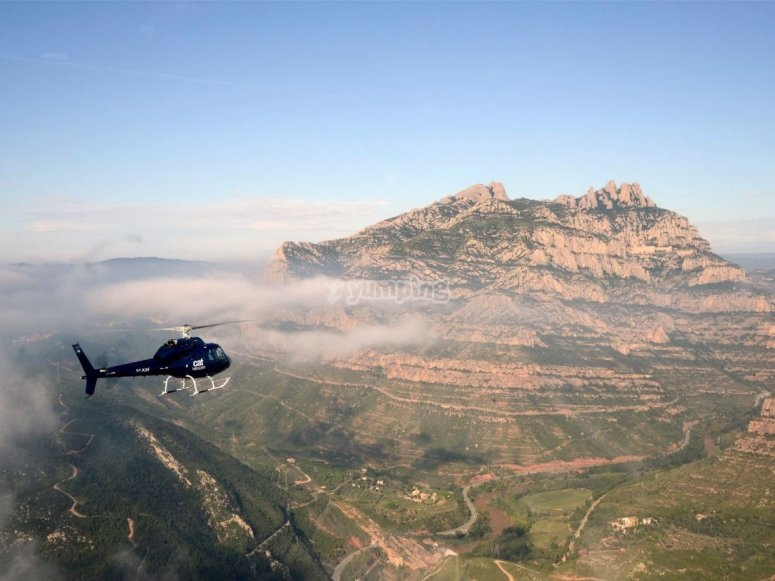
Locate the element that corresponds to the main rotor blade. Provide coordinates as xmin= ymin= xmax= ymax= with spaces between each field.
xmin=87 ymin=327 xmax=169 ymax=333
xmin=87 ymin=320 xmax=253 ymax=337
xmin=190 ymin=320 xmax=253 ymax=331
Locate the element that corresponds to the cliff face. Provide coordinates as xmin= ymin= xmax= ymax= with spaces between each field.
xmin=259 ymin=182 xmax=773 ymax=387
xmin=263 ymin=180 xmax=761 ymax=312
xmin=254 ymin=181 xmax=775 ymax=466
xmin=744 ymin=397 xmax=775 ymax=439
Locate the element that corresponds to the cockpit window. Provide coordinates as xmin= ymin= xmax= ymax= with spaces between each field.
xmin=206 ymin=347 xmax=227 ymax=362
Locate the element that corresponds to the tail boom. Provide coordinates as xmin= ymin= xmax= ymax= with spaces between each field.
xmin=72 ymin=343 xmax=100 ymax=397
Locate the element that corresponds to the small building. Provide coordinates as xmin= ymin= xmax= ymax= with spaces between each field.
xmin=610 ymin=516 xmax=655 ymax=532
xmin=611 ymin=516 xmax=638 ymax=532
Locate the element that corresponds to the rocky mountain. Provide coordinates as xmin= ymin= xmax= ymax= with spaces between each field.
xmin=258 ymin=182 xmax=774 ymax=463
xmin=263 ymin=180 xmax=764 ymax=311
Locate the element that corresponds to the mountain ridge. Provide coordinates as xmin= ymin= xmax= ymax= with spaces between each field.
xmin=263 ymin=181 xmax=765 ymax=313
xmin=253 ymin=181 xmax=774 ymax=444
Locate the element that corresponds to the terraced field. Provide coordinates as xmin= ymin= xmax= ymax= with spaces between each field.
xmin=560 ymin=425 xmax=775 ymax=579
xmin=5 ymin=301 xmax=773 ymax=580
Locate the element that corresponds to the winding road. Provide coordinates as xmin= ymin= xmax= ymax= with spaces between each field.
xmin=332 ymin=544 xmax=377 ymax=581
xmin=53 ymin=464 xmax=86 ymax=518
xmin=495 ymin=560 xmax=516 ymax=581
xmin=54 ymin=393 xmax=137 ymax=546
xmin=437 ymin=484 xmax=477 ymax=536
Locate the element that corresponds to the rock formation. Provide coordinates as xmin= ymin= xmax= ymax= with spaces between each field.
xmin=263 ymin=180 xmax=763 ymax=313
xmin=257 ymin=181 xmax=774 ymax=448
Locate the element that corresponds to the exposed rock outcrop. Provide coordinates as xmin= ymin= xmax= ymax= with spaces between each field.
xmin=734 ymin=397 xmax=775 ymax=457
xmin=746 ymin=397 xmax=775 ymax=437
xmin=555 ymin=180 xmax=656 ymax=210
xmin=254 ymin=180 xmax=775 ymax=469
xmin=262 ymin=180 xmax=760 ymax=314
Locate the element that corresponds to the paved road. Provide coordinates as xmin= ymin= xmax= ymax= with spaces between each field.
xmin=332 ymin=545 xmax=376 ymax=581
xmin=437 ymin=484 xmax=477 ymax=536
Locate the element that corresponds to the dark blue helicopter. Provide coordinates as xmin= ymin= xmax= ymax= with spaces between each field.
xmin=73 ymin=322 xmax=243 ymax=398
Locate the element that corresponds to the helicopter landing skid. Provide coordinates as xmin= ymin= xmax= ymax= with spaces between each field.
xmin=160 ymin=375 xmax=195 ymax=396
xmin=190 ymin=375 xmax=230 ymax=396
xmin=159 ymin=375 xmax=230 ymax=397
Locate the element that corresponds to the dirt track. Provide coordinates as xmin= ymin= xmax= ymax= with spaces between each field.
xmin=54 ymin=393 xmax=136 ymax=545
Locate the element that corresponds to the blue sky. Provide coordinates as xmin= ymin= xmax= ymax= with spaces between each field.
xmin=1 ymin=1 xmax=773 ymax=262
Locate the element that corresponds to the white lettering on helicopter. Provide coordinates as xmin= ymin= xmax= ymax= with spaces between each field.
xmin=192 ymin=358 xmax=205 ymax=370
xmin=136 ymin=367 xmax=150 ymax=373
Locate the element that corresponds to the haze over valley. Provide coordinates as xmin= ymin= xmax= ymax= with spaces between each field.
xmin=2 ymin=179 xmax=775 ymax=579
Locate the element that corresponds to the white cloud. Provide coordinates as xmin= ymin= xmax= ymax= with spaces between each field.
xmin=85 ymin=275 xmax=434 ymax=360
xmin=2 ymin=196 xmax=387 ymax=263
xmin=0 ymin=264 xmax=435 ymax=364
xmin=87 ymin=275 xmax=336 ymax=323
xmin=245 ymin=317 xmax=430 ymax=362
xmin=0 ymin=354 xmax=58 ymax=451
xmin=0 ymin=541 xmax=59 ymax=581
xmin=0 ymin=266 xmax=32 ymax=289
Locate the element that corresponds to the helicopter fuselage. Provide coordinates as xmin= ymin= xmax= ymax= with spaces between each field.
xmin=73 ymin=337 xmax=231 ymax=397
xmin=105 ymin=337 xmax=230 ymax=379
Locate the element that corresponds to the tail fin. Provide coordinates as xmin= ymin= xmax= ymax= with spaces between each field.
xmin=72 ymin=344 xmax=98 ymax=398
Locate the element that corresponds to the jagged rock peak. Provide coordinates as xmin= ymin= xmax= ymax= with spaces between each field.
xmin=440 ymin=181 xmax=510 ymax=205
xmin=554 ymin=181 xmax=656 ymax=210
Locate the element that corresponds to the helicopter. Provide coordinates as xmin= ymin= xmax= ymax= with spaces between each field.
xmin=72 ymin=321 xmax=245 ymax=398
